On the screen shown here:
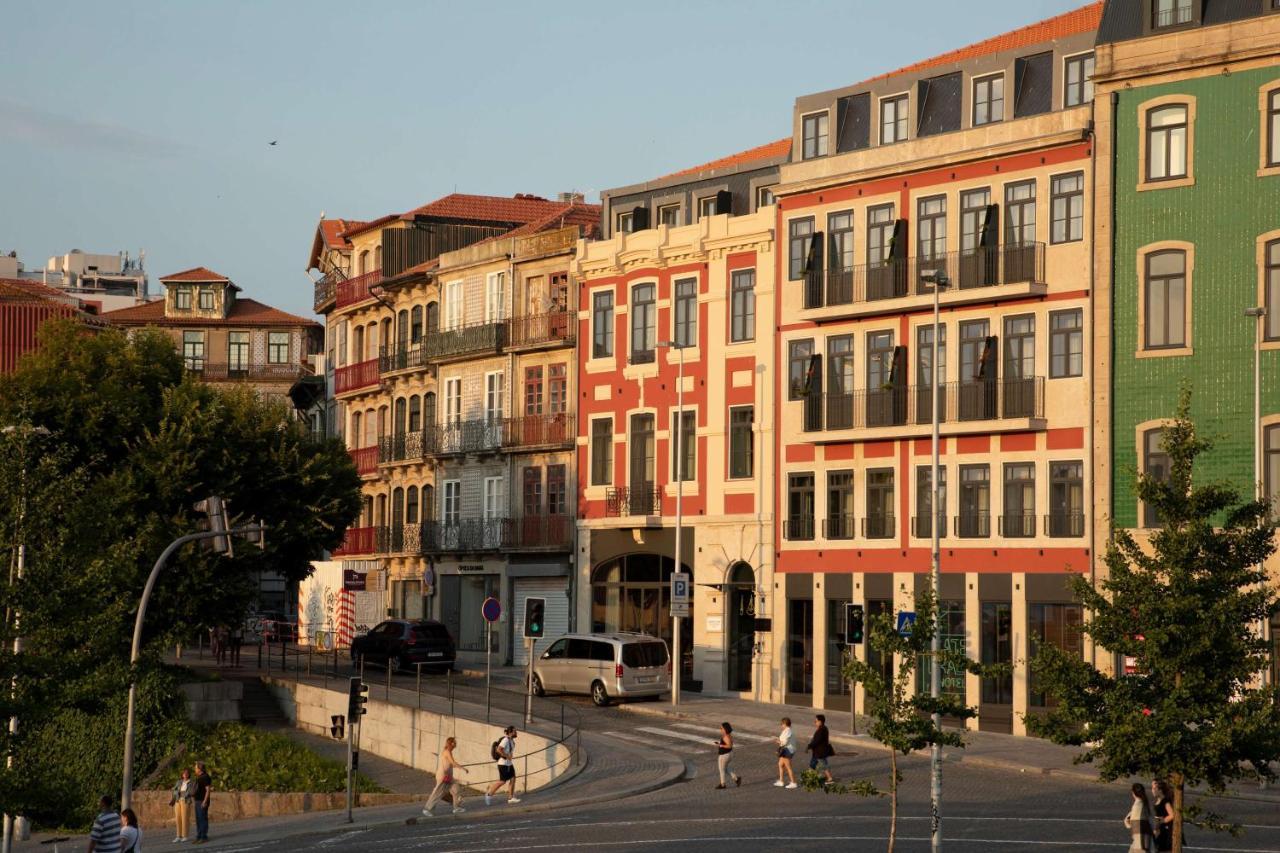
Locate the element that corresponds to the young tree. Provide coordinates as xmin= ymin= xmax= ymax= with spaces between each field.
xmin=803 ymin=588 xmax=997 ymax=853
xmin=1028 ymin=389 xmax=1280 ymax=853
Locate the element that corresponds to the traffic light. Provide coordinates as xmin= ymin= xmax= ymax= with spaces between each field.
xmin=845 ymin=603 xmax=864 ymax=645
xmin=194 ymin=496 xmax=232 ymax=555
xmin=347 ymin=677 xmax=368 ymax=718
xmin=330 ymin=714 xmax=345 ymax=740
xmin=523 ymin=597 xmax=546 ymax=639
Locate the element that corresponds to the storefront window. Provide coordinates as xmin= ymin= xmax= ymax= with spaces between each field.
xmin=917 ymin=599 xmax=966 ymax=701
xmin=981 ymin=602 xmax=1013 ymax=704
xmin=591 ymin=554 xmax=689 ymax=674
xmin=788 ymin=599 xmax=814 ymax=696
xmin=826 ymin=599 xmax=851 ymax=707
xmin=439 ymin=574 xmax=498 ymax=653
xmin=1029 ymin=603 xmax=1083 ymax=707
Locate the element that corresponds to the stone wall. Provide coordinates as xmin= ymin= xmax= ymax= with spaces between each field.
xmin=179 ymin=681 xmax=243 ymax=724
xmin=128 ymin=789 xmax=420 ymax=831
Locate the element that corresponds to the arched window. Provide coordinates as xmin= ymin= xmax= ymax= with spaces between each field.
xmin=408 ymin=395 xmax=422 ymax=432
xmin=411 ymin=306 xmax=424 ymax=343
xmin=351 ymin=411 xmax=362 ymax=448
xmin=375 ymin=493 xmax=387 ymax=527
xmin=1142 ymin=427 xmax=1170 ymax=528
xmin=406 ymin=486 xmax=419 ymax=524
xmin=424 ymin=392 xmax=437 ymax=426
xmin=426 ymin=302 xmax=439 ymax=333
xmin=728 ymin=561 xmax=755 ymax=586
xmin=394 ymin=397 xmax=407 ymax=436
xmin=422 ymin=484 xmax=435 ymax=522
xmin=374 ymin=245 xmax=382 ymax=272
xmin=371 ymin=322 xmax=382 ymax=360
xmin=397 ymin=309 xmax=409 ymax=346
xmin=1146 ymin=104 xmax=1188 ymax=181
xmin=1265 ymin=238 xmax=1280 ymax=341
xmin=391 ymin=488 xmax=404 ymax=526
xmin=358 ymin=249 xmax=370 ymax=276
xmin=361 ymin=495 xmax=373 ymax=527
xmin=1144 ymin=250 xmax=1186 ymax=350
xmin=373 ymin=407 xmax=385 ymax=442
xmin=353 ymin=326 xmax=365 ymax=364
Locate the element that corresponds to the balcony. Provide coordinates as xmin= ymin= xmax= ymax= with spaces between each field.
xmin=187 ymin=362 xmax=309 ymax=383
xmin=504 ymin=412 xmax=574 ymax=451
xmin=376 ymin=524 xmax=422 ymax=555
xmin=862 ymin=514 xmax=896 ymax=540
xmin=421 ymin=516 xmax=572 ymax=554
xmin=911 ymin=512 xmax=948 ymax=539
xmin=424 ymin=320 xmax=506 ymax=363
xmin=823 ymin=514 xmax=856 ymax=540
xmin=955 ymin=511 xmax=992 ymax=539
xmin=802 ymin=243 xmax=1046 ymax=318
xmin=332 ymin=525 xmax=376 ymax=557
xmin=335 ymin=269 xmax=382 ymax=310
xmin=999 ymin=511 xmax=1037 ymax=538
xmin=605 ymin=485 xmax=662 ymax=518
xmin=379 ymin=430 xmax=428 ymax=465
xmin=314 ymin=274 xmax=337 ymax=313
xmin=348 ymin=445 xmax=378 ymax=476
xmin=784 ymin=517 xmax=815 ymax=541
xmin=800 ymin=377 xmax=1044 ymax=437
xmin=379 ymin=342 xmax=430 ymax=375
xmin=507 ymin=311 xmax=575 ymax=350
xmin=422 ymin=412 xmax=575 ymax=458
xmin=1045 ymin=511 xmax=1085 ymax=538
xmin=335 ymin=357 xmax=381 ymax=396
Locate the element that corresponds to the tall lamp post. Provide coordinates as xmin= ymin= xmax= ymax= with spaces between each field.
xmin=658 ymin=340 xmax=686 ymax=706
xmin=1245 ymin=306 xmax=1269 ymax=686
xmin=920 ymin=269 xmax=951 ymax=853
xmin=1 ymin=423 xmax=51 ymax=853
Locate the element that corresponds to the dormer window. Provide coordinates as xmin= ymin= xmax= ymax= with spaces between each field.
xmin=802 ymin=111 xmax=829 ymax=159
xmin=1064 ymin=53 xmax=1095 ymax=107
xmin=1152 ymin=0 xmax=1194 ymax=28
xmin=973 ymin=74 xmax=1005 ymax=126
xmin=880 ymin=95 xmax=909 ymax=144
xmin=198 ymin=286 xmax=215 ymax=310
xmin=174 ymin=287 xmax=192 ymax=310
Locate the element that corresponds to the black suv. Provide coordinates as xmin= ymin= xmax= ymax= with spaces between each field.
xmin=351 ymin=619 xmax=456 ymax=672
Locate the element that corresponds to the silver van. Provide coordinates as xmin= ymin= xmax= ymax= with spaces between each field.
xmin=531 ymin=632 xmax=670 ymax=706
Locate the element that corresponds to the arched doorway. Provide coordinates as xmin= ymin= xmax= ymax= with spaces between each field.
xmin=724 ymin=562 xmax=756 ymax=692
xmin=590 ymin=553 xmax=690 ymax=669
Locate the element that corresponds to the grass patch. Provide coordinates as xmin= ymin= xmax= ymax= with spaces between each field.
xmin=160 ymin=722 xmax=384 ymax=794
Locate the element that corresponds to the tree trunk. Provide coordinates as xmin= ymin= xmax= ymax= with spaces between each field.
xmin=888 ymin=750 xmax=898 ymax=853
xmin=1171 ymin=774 xmax=1184 ymax=853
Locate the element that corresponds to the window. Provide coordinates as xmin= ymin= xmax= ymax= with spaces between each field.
xmin=1268 ymin=89 xmax=1280 ymax=168
xmin=548 ymin=364 xmax=567 ymax=414
xmin=756 ymin=186 xmax=776 ymax=209
xmin=867 ymin=203 xmax=895 ymax=267
xmin=917 ymin=195 xmax=946 ymax=265
xmin=1267 ymin=240 xmax=1280 ymax=341
xmin=973 ymin=74 xmax=1004 ymax=126
xmin=1002 ymin=463 xmax=1035 ymax=538
xmin=408 ymin=395 xmax=421 ymax=432
xmin=880 ymin=94 xmax=908 ymax=144
xmin=915 ymin=466 xmax=946 ymax=539
xmin=485 ymin=271 xmax=507 ymax=323
xmin=174 ymin=287 xmax=192 ymax=310
xmin=1064 ymin=53 xmax=1095 ymax=107
xmin=616 ymin=211 xmax=634 ymax=233
xmin=523 ymin=467 xmax=543 ymax=517
xmin=787 ymin=473 xmax=815 ymax=540
xmin=802 ymin=111 xmax=829 ymax=159
xmin=268 ymin=331 xmax=289 ymax=364
xmin=1005 ymin=180 xmax=1036 ymax=245
xmin=1144 ymin=250 xmax=1187 ymax=349
xmin=198 ymin=287 xmax=215 ymax=310
xmin=590 ymin=418 xmax=613 ymax=486
xmin=865 ymin=469 xmax=894 ymax=539
xmin=1029 ymin=604 xmax=1083 ymax=707
xmin=630 ymin=283 xmax=656 ymax=363
xmin=698 ymin=196 xmax=718 ymax=219
xmin=657 ymin=204 xmax=680 ymax=227
xmin=1142 ymin=428 xmax=1170 ymax=528
xmin=629 ymin=413 xmax=656 ymax=489
xmin=410 ymin=306 xmax=423 ymax=343
xmin=728 ymin=406 xmax=754 ymax=479
xmin=1146 ymin=105 xmax=1188 ymax=181
xmin=828 ymin=211 xmax=855 ymax=273
xmin=1152 ymin=0 xmax=1193 ymax=28
xmin=442 ymin=480 xmax=461 ymax=525
xmin=788 ymin=217 xmax=815 ymax=281
xmin=1266 ymin=426 xmax=1280 ymax=516
xmin=592 ymin=291 xmax=614 ymax=358
xmin=788 ymin=339 xmax=814 ymax=400
xmin=1049 ymin=461 xmax=1084 ymax=537
xmin=917 ymin=323 xmax=946 ymax=422
xmin=443 ymin=377 xmax=462 ymax=425
xmin=959 ymin=464 xmax=991 ymax=538
xmin=1049 ymin=309 xmax=1083 ymax=378
xmin=228 ymin=331 xmax=249 ymax=373
xmin=674 ymin=278 xmax=697 ymax=348
xmin=730 ymin=269 xmax=755 ymax=342
xmin=672 ymin=411 xmax=695 ymax=482
xmin=827 ymin=470 xmax=854 ymax=539
xmin=1050 ymin=172 xmax=1084 ymax=244
xmin=548 ymin=465 xmax=567 ymax=516
xmin=524 ymin=366 xmax=544 ymax=415
xmin=445 ymin=280 xmax=463 ymax=330
xmin=182 ymin=330 xmax=205 ymax=370
xmin=981 ymin=602 xmax=1013 ymax=704
xmin=406 ymin=486 xmax=419 ymax=525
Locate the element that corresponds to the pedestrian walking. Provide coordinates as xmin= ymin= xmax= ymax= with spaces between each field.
xmin=215 ymin=626 xmax=229 ymax=666
xmin=1123 ymin=782 xmax=1155 ymax=853
xmin=1151 ymin=779 xmax=1176 ymax=852
xmin=86 ymin=795 xmax=121 ymax=853
xmin=484 ymin=726 xmax=522 ymax=805
xmin=191 ymin=760 xmax=213 ymax=844
xmin=713 ymin=721 xmax=741 ymax=789
xmin=229 ymin=624 xmax=244 ymax=667
xmin=170 ymin=767 xmax=195 ymax=842
xmin=422 ymin=737 xmax=468 ymax=816
xmin=774 ymin=717 xmax=797 ymax=788
xmin=119 ymin=808 xmax=142 ymax=853
xmin=805 ymin=714 xmax=835 ymax=785
xmin=207 ymin=626 xmax=221 ymax=663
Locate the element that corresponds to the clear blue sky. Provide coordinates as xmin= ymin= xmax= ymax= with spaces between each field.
xmin=2 ymin=0 xmax=1086 ymax=317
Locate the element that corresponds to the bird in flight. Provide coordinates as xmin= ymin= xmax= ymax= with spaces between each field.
xmin=269 ymin=140 xmax=278 ymax=146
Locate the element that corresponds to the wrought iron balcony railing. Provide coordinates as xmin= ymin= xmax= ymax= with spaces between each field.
xmin=379 ymin=430 xmax=428 ymax=464
xmin=422 ymin=412 xmax=575 ymax=457
xmin=348 ymin=445 xmax=379 ymax=476
xmin=376 ymin=523 xmax=422 ymax=555
xmin=187 ymin=362 xmax=309 ymax=382
xmin=823 ymin=514 xmax=856 ymax=540
xmin=862 ymin=514 xmax=896 ymax=540
xmin=910 ymin=512 xmax=949 ymax=539
xmin=955 ymin=511 xmax=992 ymax=539
xmin=335 ymin=357 xmax=381 ymax=396
xmin=507 ymin=311 xmax=575 ymax=349
xmin=335 ymin=269 xmax=382 ymax=309
xmin=314 ymin=274 xmax=337 ymax=312
xmin=604 ymin=485 xmax=662 ymax=517
xmin=332 ymin=525 xmax=376 ymax=557
xmin=504 ymin=412 xmax=574 ymax=450
xmin=1045 ymin=511 xmax=1086 ymax=538
xmin=803 ymin=243 xmax=1045 ymax=311
xmin=379 ymin=342 xmax=429 ymax=375
xmin=421 ymin=515 xmax=572 ymax=553
xmin=999 ymin=511 xmax=1037 ymax=538
xmin=800 ymin=378 xmax=1044 ymax=433
xmin=424 ymin=320 xmax=506 ymax=362
xmin=784 ymin=517 xmax=815 ymax=541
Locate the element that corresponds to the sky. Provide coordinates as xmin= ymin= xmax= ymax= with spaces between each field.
xmin=1 ymin=0 xmax=1088 ymax=318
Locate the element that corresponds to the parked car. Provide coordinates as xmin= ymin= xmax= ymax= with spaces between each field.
xmin=531 ymin=632 xmax=670 ymax=706
xmin=350 ymin=619 xmax=456 ymax=672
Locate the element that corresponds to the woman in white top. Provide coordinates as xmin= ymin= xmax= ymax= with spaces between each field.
xmin=774 ymin=717 xmax=797 ymax=788
xmin=1123 ymin=782 xmax=1155 ymax=853
xmin=119 ymin=807 xmax=142 ymax=853
xmin=423 ymin=737 xmax=468 ymax=817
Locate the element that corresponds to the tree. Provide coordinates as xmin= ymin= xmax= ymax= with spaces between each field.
xmin=0 ymin=321 xmax=362 ymax=825
xmin=804 ymin=588 xmax=998 ymax=853
xmin=1028 ymin=388 xmax=1280 ymax=853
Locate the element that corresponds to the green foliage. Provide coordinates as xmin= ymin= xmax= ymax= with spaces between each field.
xmin=1028 ymin=387 xmax=1280 ymax=851
xmin=160 ymin=723 xmax=384 ymax=796
xmin=0 ymin=322 xmax=363 ymax=826
xmin=799 ymin=768 xmax=883 ymax=798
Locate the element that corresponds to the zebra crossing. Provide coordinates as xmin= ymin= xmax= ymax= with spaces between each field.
xmin=602 ymin=722 xmax=776 ymax=754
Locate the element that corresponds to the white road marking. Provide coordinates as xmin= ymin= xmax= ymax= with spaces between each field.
xmin=632 ymin=726 xmax=747 ymax=746
xmin=430 ymin=838 xmax=1280 ymax=853
xmin=318 ymin=829 xmax=369 ymax=846
xmin=668 ymin=722 xmax=773 ymax=743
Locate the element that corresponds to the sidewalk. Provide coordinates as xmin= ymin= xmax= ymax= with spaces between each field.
xmin=609 ymin=691 xmax=1280 ymax=803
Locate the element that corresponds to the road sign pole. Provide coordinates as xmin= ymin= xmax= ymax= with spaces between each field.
xmin=525 ymin=637 xmax=534 ymax=726
xmin=486 ymin=620 xmax=492 ymax=718
xmin=344 ymin=706 xmax=354 ymax=823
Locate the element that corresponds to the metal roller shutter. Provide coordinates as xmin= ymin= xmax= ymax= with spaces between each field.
xmin=512 ymin=579 xmax=570 ymax=666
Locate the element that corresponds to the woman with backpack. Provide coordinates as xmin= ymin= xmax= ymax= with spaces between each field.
xmin=422 ymin=737 xmax=468 ymax=816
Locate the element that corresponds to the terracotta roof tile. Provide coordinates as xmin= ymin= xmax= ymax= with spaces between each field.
xmin=659 ymin=138 xmax=792 ymax=182
xmin=320 ymin=219 xmax=361 ymax=250
xmin=158 ymin=266 xmax=230 ymax=283
xmin=860 ymin=2 xmax=1103 ymax=87
xmin=101 ymin=297 xmax=320 ymax=329
xmin=341 ymin=193 xmax=585 ymax=240
xmin=0 ymin=278 xmax=108 ymax=325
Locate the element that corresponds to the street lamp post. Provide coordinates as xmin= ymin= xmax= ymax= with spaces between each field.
xmin=921 ymin=269 xmax=951 ymax=853
xmin=658 ymin=340 xmax=686 ymax=706
xmin=1245 ymin=306 xmax=1268 ymax=686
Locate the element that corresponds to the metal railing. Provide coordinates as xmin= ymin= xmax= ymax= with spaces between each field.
xmin=379 ymin=342 xmax=430 ymax=375
xmin=348 ymin=445 xmax=379 ymax=476
xmin=421 ymin=516 xmax=572 ymax=553
xmin=376 ymin=523 xmax=422 ymax=554
xmin=955 ymin=511 xmax=992 ymax=538
xmin=425 ymin=320 xmax=506 ymax=362
xmin=629 ymin=348 xmax=656 ymax=365
xmin=335 ymin=269 xmax=382 ymax=309
xmin=823 ymin=514 xmax=856 ymax=540
xmin=784 ymin=517 xmax=815 ymax=541
xmin=1045 ymin=511 xmax=1086 ymax=538
xmin=862 ymin=514 xmax=896 ymax=540
xmin=507 ymin=312 xmax=575 ymax=349
xmin=332 ymin=525 xmax=377 ymax=556
xmin=335 ymin=357 xmax=381 ymax=395
xmin=504 ymin=412 xmax=574 ymax=450
xmin=604 ymin=485 xmax=662 ymax=517
xmin=1000 ymin=511 xmax=1037 ymax=538
xmin=800 ymin=377 xmax=1044 ymax=432
xmin=186 ymin=362 xmax=310 ymax=382
xmin=379 ymin=430 xmax=428 ymax=464
xmin=802 ymin=243 xmax=1046 ymax=310
xmin=424 ymin=419 xmax=508 ymax=456
xmin=314 ymin=274 xmax=337 ymax=312
xmin=911 ymin=512 xmax=948 ymax=539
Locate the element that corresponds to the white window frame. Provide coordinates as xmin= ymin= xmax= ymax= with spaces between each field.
xmin=444 ymin=377 xmax=462 ymax=424
xmin=1063 ymin=51 xmax=1095 ymax=108
xmin=485 ymin=271 xmax=507 ymax=323
xmin=879 ymin=92 xmax=910 ymax=145
xmin=445 ymin=280 xmax=464 ymax=330
xmin=801 ymin=110 xmax=830 ymax=159
xmin=972 ymin=72 xmax=1005 ymax=126
xmin=442 ymin=480 xmax=461 ymax=524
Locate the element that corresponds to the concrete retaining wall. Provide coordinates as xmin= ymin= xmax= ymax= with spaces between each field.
xmin=179 ymin=681 xmax=243 ymax=723
xmin=128 ymin=789 xmax=419 ymax=831
xmin=264 ymin=678 xmax=572 ymax=792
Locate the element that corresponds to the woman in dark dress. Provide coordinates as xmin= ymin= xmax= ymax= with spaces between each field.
xmin=1151 ymin=779 xmax=1176 ymax=852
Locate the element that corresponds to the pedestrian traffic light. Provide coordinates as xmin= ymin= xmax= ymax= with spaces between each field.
xmin=524 ymin=597 xmax=546 ymax=639
xmin=330 ymin=714 xmax=345 ymax=740
xmin=845 ymin=603 xmax=864 ymax=645
xmin=347 ymin=677 xmax=368 ymax=718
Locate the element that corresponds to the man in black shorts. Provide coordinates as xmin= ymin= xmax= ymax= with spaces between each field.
xmin=484 ymin=726 xmax=521 ymax=805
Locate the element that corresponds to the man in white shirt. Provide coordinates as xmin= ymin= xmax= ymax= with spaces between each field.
xmin=484 ymin=725 xmax=521 ymax=805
